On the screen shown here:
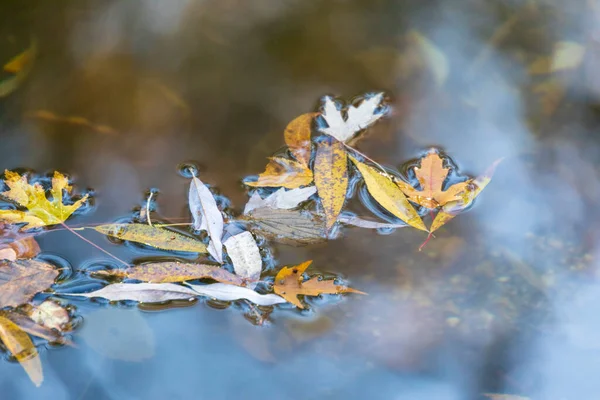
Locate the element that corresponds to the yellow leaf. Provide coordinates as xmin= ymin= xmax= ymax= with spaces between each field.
xmin=0 ymin=171 xmax=88 ymax=228
xmin=245 ymin=157 xmax=313 ymax=188
xmin=349 ymin=156 xmax=427 ymax=232
xmin=95 ymin=223 xmax=207 ymax=253
xmin=314 ymin=138 xmax=348 ymax=230
xmin=0 ymin=38 xmax=37 ymax=97
xmin=0 ymin=315 xmax=43 ymax=387
xmin=0 ymin=210 xmax=45 ymax=229
xmin=284 ymin=113 xmax=315 ymax=166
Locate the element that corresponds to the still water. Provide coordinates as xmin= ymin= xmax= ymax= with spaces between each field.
xmin=0 ymin=0 xmax=599 ymax=399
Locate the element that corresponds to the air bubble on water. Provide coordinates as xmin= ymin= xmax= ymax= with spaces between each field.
xmin=177 ymin=162 xmax=203 ymax=178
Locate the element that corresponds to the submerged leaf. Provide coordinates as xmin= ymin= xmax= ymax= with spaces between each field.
xmin=283 ymin=113 xmax=315 ymax=166
xmin=26 ymin=110 xmax=118 ymax=136
xmin=244 ymin=157 xmax=313 ymax=189
xmin=551 ymin=41 xmax=585 ymax=72
xmin=223 ymin=231 xmax=262 ymax=288
xmin=64 ymin=283 xmax=198 ymax=303
xmin=93 ymin=262 xmax=244 ymax=285
xmin=314 ymin=138 xmax=348 ymax=230
xmin=243 ymin=186 xmax=316 ymax=214
xmin=273 ymin=260 xmax=365 ymax=309
xmin=0 ymin=311 xmax=67 ymax=344
xmin=0 ymin=315 xmax=42 ymax=386
xmin=0 ymin=260 xmax=58 ymax=308
xmin=188 ymin=175 xmax=224 ymax=262
xmin=349 ymin=156 xmax=426 ymax=232
xmin=0 ymin=38 xmax=37 ymax=98
xmin=95 ymin=223 xmax=207 ymax=253
xmin=407 ymin=31 xmax=449 ymax=86
xmin=0 ymin=171 xmax=88 ymax=228
xmin=186 ymin=282 xmax=286 ymax=306
xmin=244 ymin=207 xmax=327 ymax=245
xmin=319 ymin=93 xmax=385 ymax=143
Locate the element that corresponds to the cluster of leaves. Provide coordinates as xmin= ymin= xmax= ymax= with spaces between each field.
xmin=0 ymin=92 xmax=500 ymax=386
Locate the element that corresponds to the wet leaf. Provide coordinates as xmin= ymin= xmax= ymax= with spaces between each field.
xmin=244 ymin=157 xmax=313 ymax=189
xmin=318 ymin=93 xmax=386 ymax=143
xmin=0 ymin=315 xmax=42 ymax=386
xmin=532 ymin=78 xmax=565 ymax=116
xmin=0 ymin=236 xmax=40 ymax=261
xmin=430 ymin=158 xmax=503 ymax=233
xmin=482 ymin=394 xmax=530 ymax=400
xmin=95 ymin=223 xmax=207 ymax=253
xmin=64 ymin=282 xmax=199 ymax=302
xmin=243 ymin=207 xmax=327 ymax=245
xmin=0 ymin=38 xmax=36 ymax=98
xmin=284 ymin=113 xmax=316 ymax=166
xmin=188 ymin=174 xmax=224 ymax=262
xmin=25 ymin=110 xmax=118 ymax=135
xmin=273 ymin=260 xmax=365 ymax=309
xmin=397 ymin=149 xmax=469 ymax=209
xmin=0 ymin=311 xmax=68 ymax=344
xmin=93 ymin=262 xmax=244 ymax=285
xmin=338 ymin=214 xmax=407 ymax=229
xmin=223 ymin=231 xmax=262 ymax=288
xmin=349 ymin=156 xmax=426 ymax=232
xmin=243 ymin=186 xmax=316 ymax=214
xmin=27 ymin=301 xmax=69 ymax=331
xmin=407 ymin=30 xmax=449 ymax=86
xmin=0 ymin=259 xmax=58 ymax=308
xmin=314 ymin=138 xmax=348 ymax=230
xmin=186 ymin=282 xmax=286 ymax=306
xmin=0 ymin=170 xmax=89 ymax=228
xmin=551 ymin=41 xmax=585 ymax=72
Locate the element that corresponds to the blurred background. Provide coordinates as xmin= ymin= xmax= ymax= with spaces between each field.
xmin=0 ymin=0 xmax=600 ymax=399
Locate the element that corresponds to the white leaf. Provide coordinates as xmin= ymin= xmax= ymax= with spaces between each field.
xmin=188 ymin=175 xmax=224 ymax=263
xmin=319 ymin=93 xmax=386 ymax=142
xmin=551 ymin=41 xmax=585 ymax=72
xmin=224 ymin=231 xmax=262 ymax=288
xmin=243 ymin=186 xmax=316 ymax=214
xmin=339 ymin=214 xmax=408 ymax=229
xmin=62 ymin=283 xmax=199 ymax=302
xmin=186 ymin=283 xmax=286 ymax=306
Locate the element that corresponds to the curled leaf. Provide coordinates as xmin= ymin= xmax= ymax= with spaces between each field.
xmin=0 ymin=315 xmax=42 ymax=386
xmin=244 ymin=157 xmax=313 ymax=189
xmin=223 ymin=231 xmax=262 ymax=288
xmin=63 ymin=283 xmax=199 ymax=303
xmin=314 ymin=138 xmax=348 ymax=230
xmin=188 ymin=175 xmax=224 ymax=262
xmin=186 ymin=282 xmax=286 ymax=306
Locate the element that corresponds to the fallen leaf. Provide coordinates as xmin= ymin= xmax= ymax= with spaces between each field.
xmin=243 ymin=207 xmax=327 ymax=245
xmin=0 ymin=236 xmax=40 ymax=261
xmin=0 ymin=38 xmax=36 ymax=98
xmin=397 ymin=149 xmax=469 ymax=209
xmin=0 ymin=315 xmax=42 ymax=386
xmin=0 ymin=171 xmax=88 ymax=228
xmin=273 ymin=260 xmax=365 ymax=309
xmin=430 ymin=158 xmax=503 ymax=233
xmin=532 ymin=78 xmax=565 ymax=116
xmin=188 ymin=174 xmax=224 ymax=262
xmin=27 ymin=301 xmax=69 ymax=331
xmin=349 ymin=156 xmax=427 ymax=232
xmin=223 ymin=231 xmax=262 ymax=288
xmin=25 ymin=110 xmax=118 ymax=136
xmin=93 ymin=262 xmax=244 ymax=285
xmin=0 ymin=260 xmax=58 ymax=308
xmin=243 ymin=186 xmax=316 ymax=214
xmin=63 ymin=282 xmax=198 ymax=303
xmin=284 ymin=113 xmax=316 ymax=165
xmin=244 ymin=157 xmax=313 ymax=189
xmin=318 ymin=93 xmax=386 ymax=143
xmin=314 ymin=138 xmax=348 ymax=230
xmin=407 ymin=30 xmax=449 ymax=86
xmin=186 ymin=282 xmax=286 ymax=306
xmin=338 ymin=214 xmax=408 ymax=229
xmin=482 ymin=394 xmax=531 ymax=400
xmin=95 ymin=223 xmax=207 ymax=253
xmin=0 ymin=311 xmax=68 ymax=345
xmin=551 ymin=41 xmax=585 ymax=72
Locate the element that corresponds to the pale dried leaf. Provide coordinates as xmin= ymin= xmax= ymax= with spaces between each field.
xmin=551 ymin=41 xmax=585 ymax=72
xmin=223 ymin=231 xmax=262 ymax=288
xmin=28 ymin=301 xmax=69 ymax=331
xmin=243 ymin=186 xmax=316 ymax=214
xmin=319 ymin=93 xmax=385 ymax=143
xmin=186 ymin=282 xmax=286 ymax=306
xmin=338 ymin=215 xmax=407 ymax=229
xmin=63 ymin=283 xmax=199 ymax=303
xmin=188 ymin=176 xmax=224 ymax=262
xmin=244 ymin=207 xmax=327 ymax=245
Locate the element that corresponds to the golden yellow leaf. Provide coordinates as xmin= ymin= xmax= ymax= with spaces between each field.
xmin=314 ymin=138 xmax=348 ymax=230
xmin=349 ymin=156 xmax=427 ymax=232
xmin=245 ymin=157 xmax=313 ymax=188
xmin=0 ymin=171 xmax=88 ymax=228
xmin=273 ymin=260 xmax=365 ymax=309
xmin=0 ymin=315 xmax=42 ymax=387
xmin=284 ymin=113 xmax=315 ymax=166
xmin=95 ymin=223 xmax=207 ymax=253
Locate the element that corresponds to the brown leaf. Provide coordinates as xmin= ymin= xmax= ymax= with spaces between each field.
xmin=245 ymin=157 xmax=313 ymax=189
xmin=0 ymin=260 xmax=58 ymax=308
xmin=284 ymin=113 xmax=315 ymax=166
xmin=314 ymin=138 xmax=348 ymax=230
xmin=93 ymin=262 xmax=245 ymax=285
xmin=1 ymin=310 xmax=70 ymax=345
xmin=27 ymin=301 xmax=70 ymax=331
xmin=273 ymin=260 xmax=365 ymax=309
xmin=243 ymin=207 xmax=327 ymax=245
xmin=0 ymin=236 xmax=40 ymax=261
xmin=0 ymin=315 xmax=43 ymax=386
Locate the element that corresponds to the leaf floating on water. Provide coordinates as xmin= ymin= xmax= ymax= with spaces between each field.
xmin=243 ymin=186 xmax=316 ymax=214
xmin=27 ymin=301 xmax=70 ymax=331
xmin=482 ymin=394 xmax=531 ymax=400
xmin=223 ymin=231 xmax=262 ymax=288
xmin=243 ymin=207 xmax=327 ymax=245
xmin=284 ymin=113 xmax=316 ymax=166
xmin=0 ymin=38 xmax=37 ymax=98
xmin=0 ymin=315 xmax=42 ymax=387
xmin=188 ymin=174 xmax=224 ymax=262
xmin=93 ymin=262 xmax=244 ymax=285
xmin=349 ymin=156 xmax=427 ymax=232
xmin=95 ymin=223 xmax=207 ymax=253
xmin=407 ymin=30 xmax=449 ymax=86
xmin=244 ymin=157 xmax=313 ymax=189
xmin=314 ymin=138 xmax=348 ymax=230
xmin=0 ymin=170 xmax=89 ymax=228
xmin=185 ymin=282 xmax=286 ymax=306
xmin=64 ymin=283 xmax=199 ymax=303
xmin=0 ymin=260 xmax=58 ymax=308
xmin=0 ymin=311 xmax=69 ymax=345
xmin=0 ymin=236 xmax=40 ymax=261
xmin=338 ymin=214 xmax=407 ymax=229
xmin=273 ymin=260 xmax=365 ymax=309
xmin=551 ymin=41 xmax=585 ymax=72
xmin=25 ymin=110 xmax=118 ymax=135
xmin=318 ymin=93 xmax=386 ymax=143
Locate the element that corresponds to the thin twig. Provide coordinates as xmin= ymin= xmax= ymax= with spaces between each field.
xmin=60 ymin=222 xmax=128 ymax=266
xmin=146 ymin=192 xmax=154 ymax=226
xmin=342 ymin=142 xmax=394 ymax=180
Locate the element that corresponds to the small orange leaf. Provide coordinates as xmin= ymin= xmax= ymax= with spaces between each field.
xmin=245 ymin=157 xmax=313 ymax=189
xmin=273 ymin=260 xmax=365 ymax=308
xmin=284 ymin=113 xmax=315 ymax=166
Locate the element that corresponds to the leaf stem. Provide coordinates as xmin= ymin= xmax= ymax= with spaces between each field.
xmin=343 ymin=143 xmax=394 ymax=180
xmin=60 ymin=222 xmax=129 ymax=266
